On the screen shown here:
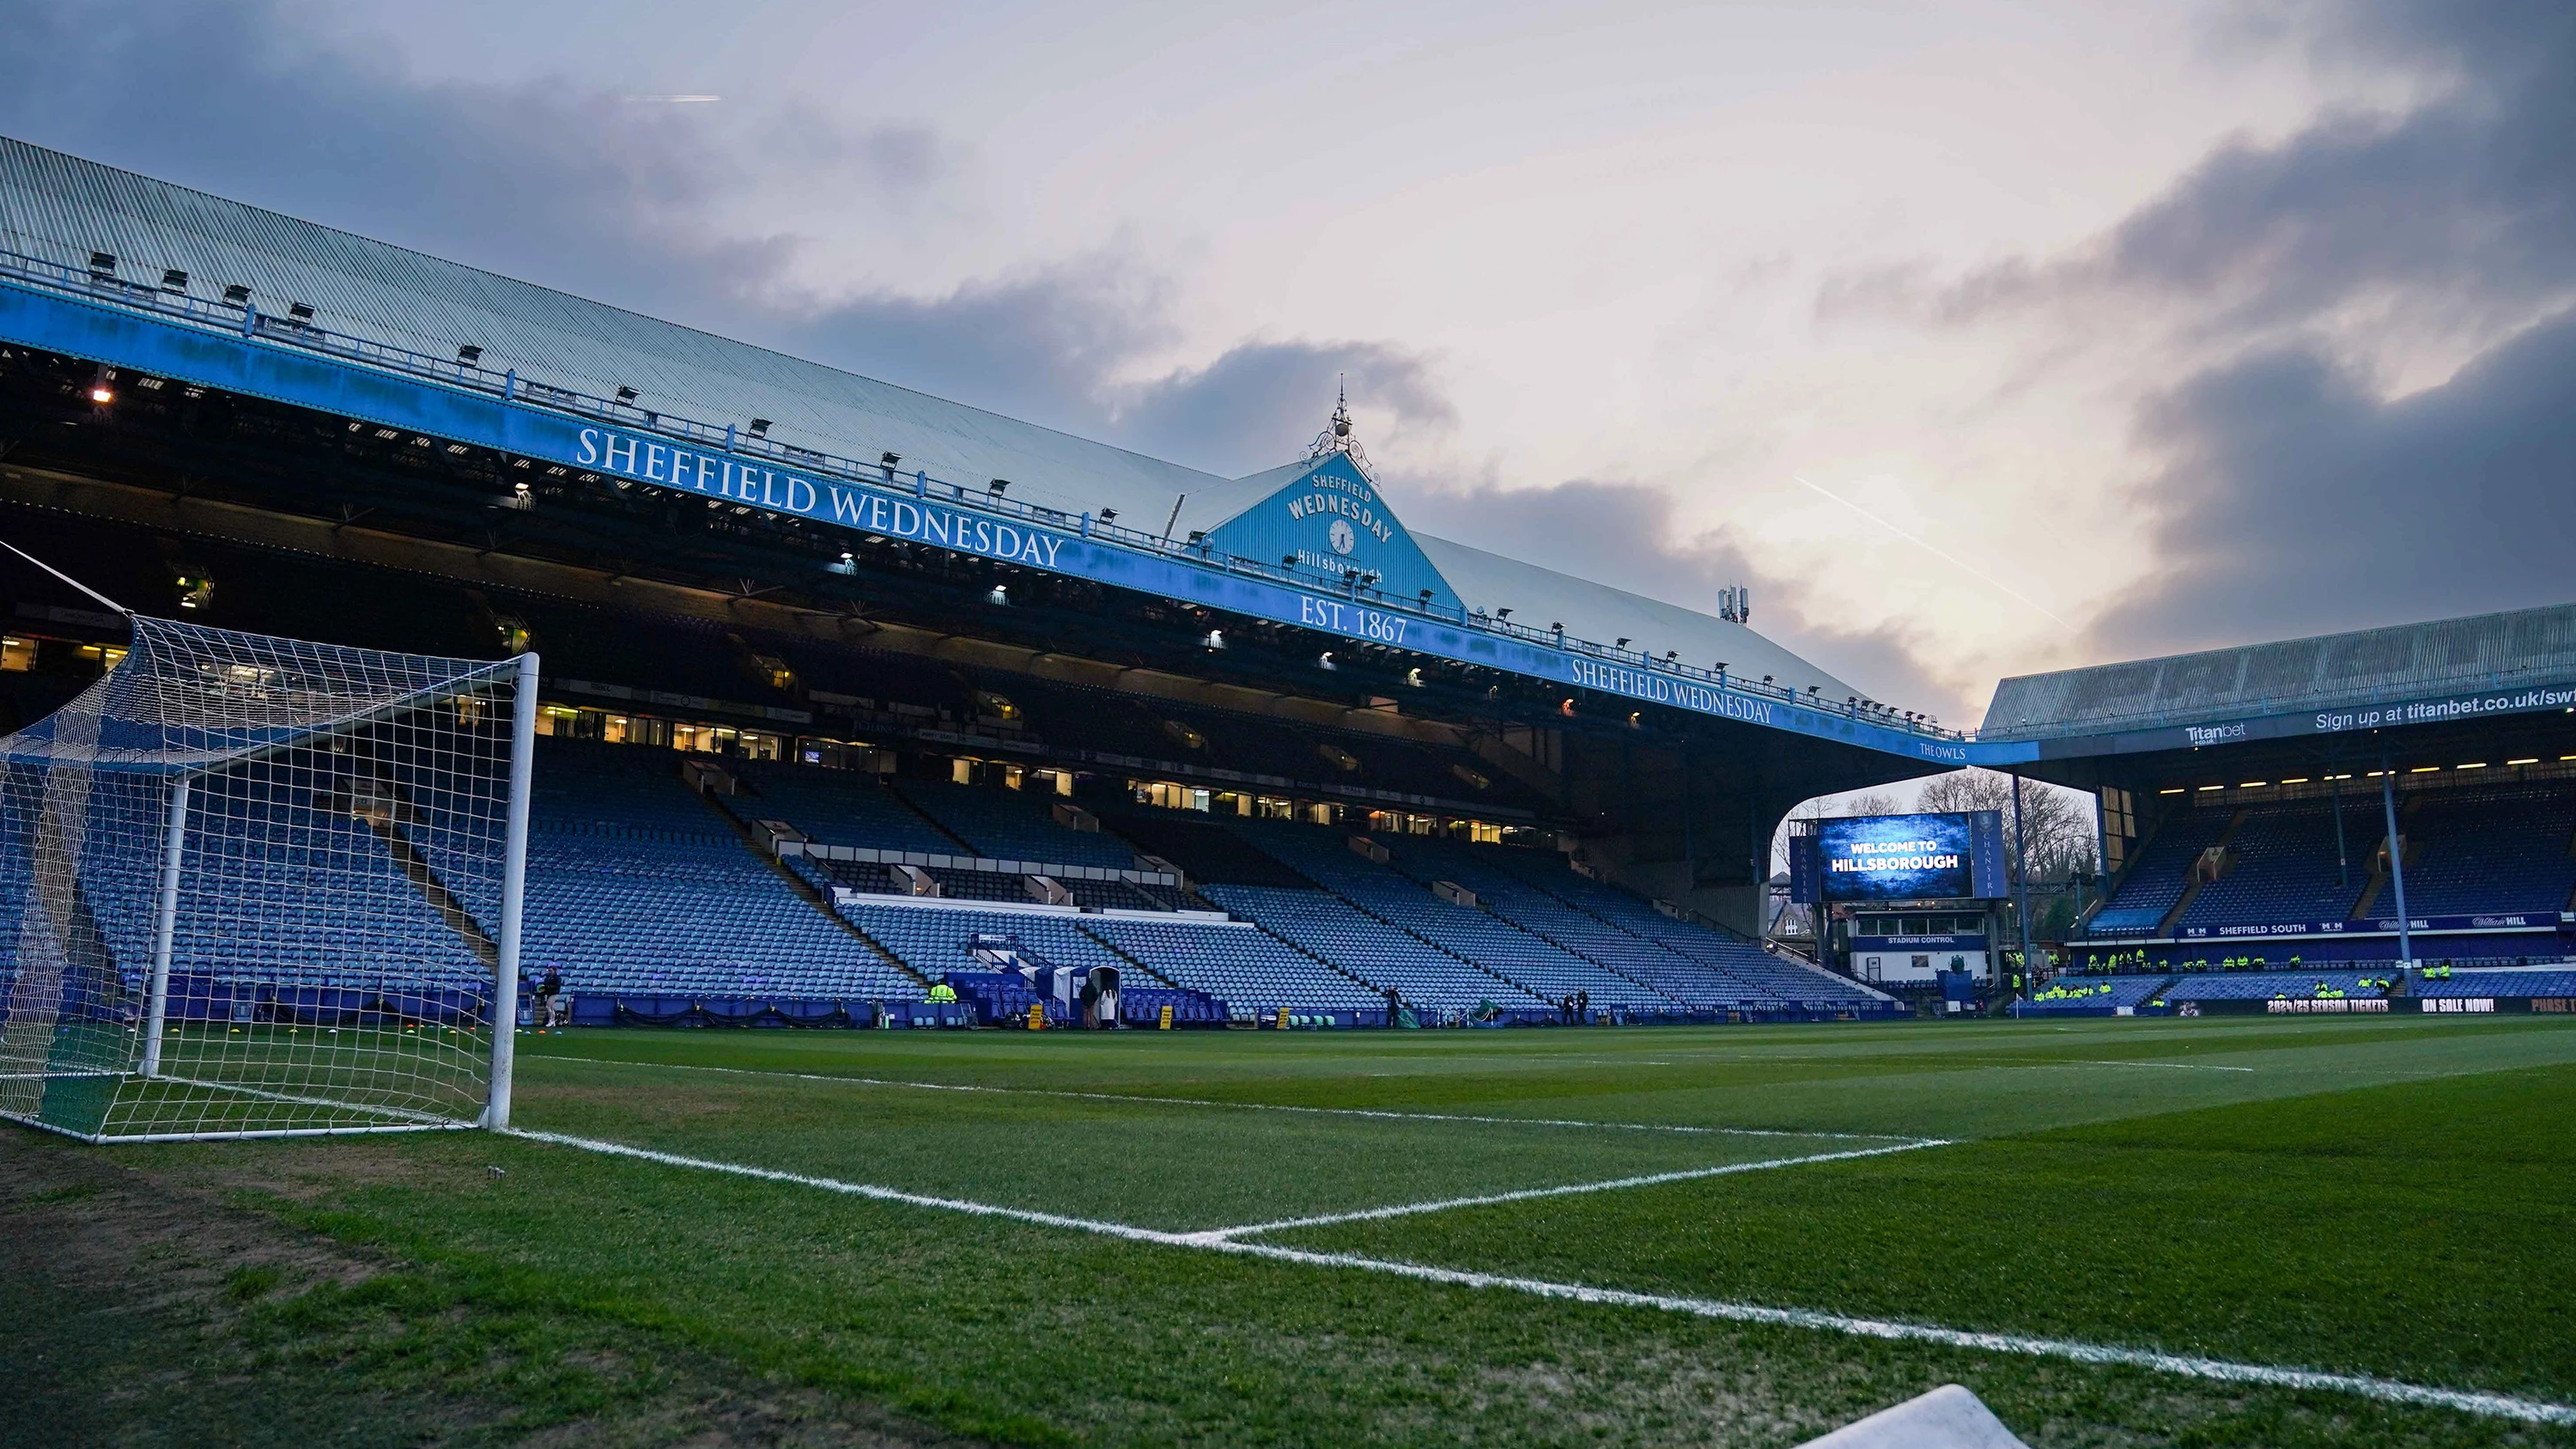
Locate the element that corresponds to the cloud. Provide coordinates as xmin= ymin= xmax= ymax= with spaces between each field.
xmin=1107 ymin=340 xmax=1455 ymax=478
xmin=0 ymin=0 xmax=1437 ymax=466
xmin=2091 ymin=304 xmax=2576 ymax=651
xmin=1401 ymin=477 xmax=1972 ymax=721
xmin=1932 ymin=4 xmax=2575 ymax=336
xmin=2072 ymin=3 xmax=2576 ymax=651
xmin=1813 ymin=2 xmax=2576 ymax=664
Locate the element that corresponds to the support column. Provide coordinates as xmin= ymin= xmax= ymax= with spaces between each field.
xmin=137 ymin=776 xmax=191 ymax=1079
xmin=2330 ymin=762 xmax=2349 ymax=887
xmin=484 ymin=652 xmax=539 ymax=1130
xmin=2380 ymin=762 xmax=2413 ymax=968
xmin=2011 ymin=773 xmax=2035 ymax=998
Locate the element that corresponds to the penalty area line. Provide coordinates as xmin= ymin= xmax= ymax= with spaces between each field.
xmin=501 ymin=1127 xmax=2575 ymax=1428
xmin=544 ymin=1054 xmax=1917 ymax=1141
xmin=1189 ymin=1139 xmax=1950 ymax=1240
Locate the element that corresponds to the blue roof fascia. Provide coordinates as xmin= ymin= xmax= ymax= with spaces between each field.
xmin=0 ymin=271 xmax=2020 ymax=769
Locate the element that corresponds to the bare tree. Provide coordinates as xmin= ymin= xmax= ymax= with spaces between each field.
xmin=1914 ymin=769 xmax=2096 ymax=883
xmin=1770 ymin=789 xmax=1899 ymax=874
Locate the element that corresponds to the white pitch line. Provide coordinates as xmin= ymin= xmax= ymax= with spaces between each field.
xmin=1215 ymin=1240 xmax=2576 ymax=1427
xmin=546 ymin=1054 xmax=1917 ymax=1141
xmin=2075 ymin=1060 xmax=2257 ymax=1073
xmin=1188 ymin=1140 xmax=1949 ymax=1241
xmin=501 ymin=1127 xmax=2576 ymax=1428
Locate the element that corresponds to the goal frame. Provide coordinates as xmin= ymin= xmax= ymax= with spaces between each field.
xmin=1 ymin=634 xmax=538 ymax=1144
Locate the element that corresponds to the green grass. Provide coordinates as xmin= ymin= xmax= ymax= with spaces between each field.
xmin=9 ymin=1014 xmax=2576 ymax=1447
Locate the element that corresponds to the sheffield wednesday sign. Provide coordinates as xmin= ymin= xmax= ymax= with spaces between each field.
xmin=0 ymin=274 xmax=2004 ymax=767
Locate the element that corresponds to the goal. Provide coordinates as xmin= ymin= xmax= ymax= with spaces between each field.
xmin=0 ymin=616 xmax=535 ymax=1142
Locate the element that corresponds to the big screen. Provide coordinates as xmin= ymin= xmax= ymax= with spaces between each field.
xmin=1815 ymin=812 xmax=1978 ymax=903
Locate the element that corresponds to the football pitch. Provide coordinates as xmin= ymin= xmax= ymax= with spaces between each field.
xmin=9 ymin=1014 xmax=2576 ymax=1448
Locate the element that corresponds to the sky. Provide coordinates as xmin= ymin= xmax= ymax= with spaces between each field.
xmin=0 ymin=0 xmax=2568 ymax=729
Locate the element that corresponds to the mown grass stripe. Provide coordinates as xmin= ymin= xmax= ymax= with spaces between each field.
xmin=541 ymin=1053 xmax=1918 ymax=1140
xmin=503 ymin=1125 xmax=2576 ymax=1428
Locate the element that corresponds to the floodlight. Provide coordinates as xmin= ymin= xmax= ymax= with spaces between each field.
xmin=457 ymin=344 xmax=483 ymax=364
xmin=614 ymin=386 xmax=638 ymax=403
xmin=88 ymin=251 xmax=115 ymax=273
xmin=990 ymin=478 xmax=1010 ymax=495
xmin=748 ymin=418 xmax=771 ymax=436
xmin=161 ymin=268 xmax=188 ymax=292
xmin=221 ymin=283 xmax=252 ymax=304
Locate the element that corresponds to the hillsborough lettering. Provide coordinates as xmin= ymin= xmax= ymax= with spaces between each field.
xmin=575 ymin=428 xmax=1066 ymax=570
xmin=1828 ymin=841 xmax=1964 ymax=874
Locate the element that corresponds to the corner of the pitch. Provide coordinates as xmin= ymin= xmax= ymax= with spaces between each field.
xmin=1794 ymin=1383 xmax=2032 ymax=1449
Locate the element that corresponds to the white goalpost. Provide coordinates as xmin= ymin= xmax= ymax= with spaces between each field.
xmin=0 ymin=615 xmax=535 ymax=1142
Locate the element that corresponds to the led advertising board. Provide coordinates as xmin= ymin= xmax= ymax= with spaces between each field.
xmin=1814 ymin=812 xmax=2008 ymax=903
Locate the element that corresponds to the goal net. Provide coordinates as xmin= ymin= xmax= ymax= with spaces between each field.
xmin=0 ymin=616 xmax=534 ymax=1142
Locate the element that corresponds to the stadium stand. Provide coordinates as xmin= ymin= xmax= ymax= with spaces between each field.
xmin=1194 ymin=883 xmax=1544 ymax=1013
xmin=1461 ymin=843 xmax=1886 ymax=1008
xmin=1222 ymin=820 xmax=1669 ymax=1010
xmin=2397 ymin=783 xmax=2576 ymax=916
xmin=81 ymin=762 xmax=492 ymax=997
xmin=891 ymin=778 xmax=1141 ymax=870
xmin=2416 ymin=968 xmax=2576 ymax=997
xmin=2174 ymin=802 xmax=2369 ymax=929
xmin=2087 ymin=809 xmax=2234 ymax=935
xmin=520 ymin=741 xmax=921 ymax=1002
xmin=2160 ymin=969 xmax=2395 ymax=1002
xmin=730 ymin=762 xmax=963 ymax=855
xmin=1374 ymin=836 xmax=1807 ymax=1008
xmin=832 ymin=901 xmax=1128 ymax=984
xmin=1080 ymin=914 xmax=1383 ymax=1019
xmin=1099 ymin=810 xmax=1310 ymax=888
xmin=2017 ymin=975 xmax=2174 ymax=1014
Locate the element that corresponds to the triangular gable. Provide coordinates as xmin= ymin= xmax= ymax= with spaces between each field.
xmin=1197 ymin=454 xmax=1460 ymax=612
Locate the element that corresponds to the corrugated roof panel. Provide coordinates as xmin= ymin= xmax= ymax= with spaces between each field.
xmin=1417 ymin=536 xmax=1858 ymax=703
xmin=0 ymin=135 xmax=1862 ymax=707
xmin=1985 ymin=602 xmax=2576 ymax=739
